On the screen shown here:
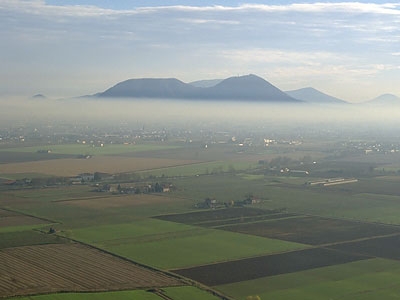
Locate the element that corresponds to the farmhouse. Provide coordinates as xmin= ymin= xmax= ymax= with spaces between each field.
xmin=79 ymin=173 xmax=95 ymax=182
xmin=307 ymin=178 xmax=358 ymax=186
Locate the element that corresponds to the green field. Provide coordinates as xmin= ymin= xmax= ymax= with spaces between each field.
xmin=217 ymin=258 xmax=400 ymax=300
xmin=65 ymin=219 xmax=196 ymax=244
xmin=16 ymin=286 xmax=224 ymax=300
xmin=0 ymin=230 xmax=66 ymax=249
xmin=163 ymin=286 xmax=222 ymax=300
xmin=68 ymin=219 xmax=307 ymax=269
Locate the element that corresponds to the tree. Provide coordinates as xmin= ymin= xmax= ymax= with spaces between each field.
xmin=154 ymin=182 xmax=163 ymax=193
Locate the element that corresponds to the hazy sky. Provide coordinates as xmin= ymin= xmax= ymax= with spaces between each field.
xmin=1 ymin=0 xmax=399 ymax=101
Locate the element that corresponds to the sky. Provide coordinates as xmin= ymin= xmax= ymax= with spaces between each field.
xmin=1 ymin=0 xmax=400 ymax=102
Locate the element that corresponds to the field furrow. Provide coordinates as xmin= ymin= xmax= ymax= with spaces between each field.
xmin=0 ymin=243 xmax=182 ymax=298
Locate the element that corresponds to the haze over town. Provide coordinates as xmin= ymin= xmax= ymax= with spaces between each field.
xmin=1 ymin=0 xmax=400 ymax=102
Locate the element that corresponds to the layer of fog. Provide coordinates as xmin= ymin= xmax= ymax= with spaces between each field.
xmin=1 ymin=97 xmax=399 ymax=131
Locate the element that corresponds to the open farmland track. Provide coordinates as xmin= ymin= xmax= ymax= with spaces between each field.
xmin=0 ymin=243 xmax=182 ymax=298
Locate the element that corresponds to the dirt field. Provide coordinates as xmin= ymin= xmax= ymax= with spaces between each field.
xmin=60 ymin=194 xmax=185 ymax=209
xmin=219 ymin=216 xmax=400 ymax=245
xmin=0 ymin=243 xmax=182 ymax=298
xmin=0 ymin=156 xmax=198 ymax=177
xmin=329 ymin=234 xmax=400 ymax=260
xmin=173 ymin=247 xmax=369 ymax=286
xmin=155 ymin=209 xmax=400 ymax=245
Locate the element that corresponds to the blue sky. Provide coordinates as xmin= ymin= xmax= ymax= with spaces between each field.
xmin=1 ymin=1 xmax=400 ymax=101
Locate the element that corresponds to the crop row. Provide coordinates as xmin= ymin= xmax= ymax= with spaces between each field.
xmin=0 ymin=243 xmax=182 ymax=298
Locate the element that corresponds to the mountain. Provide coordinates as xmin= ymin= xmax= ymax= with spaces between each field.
xmin=204 ymin=74 xmax=299 ymax=102
xmin=98 ymin=78 xmax=200 ymax=99
xmin=97 ymin=74 xmax=301 ymax=103
xmin=365 ymin=93 xmax=400 ymax=106
xmin=189 ymin=79 xmax=223 ymax=88
xmin=32 ymin=94 xmax=47 ymax=99
xmin=285 ymin=87 xmax=347 ymax=104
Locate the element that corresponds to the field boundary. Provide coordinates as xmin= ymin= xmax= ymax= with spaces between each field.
xmin=0 ymin=207 xmax=60 ymax=224
xmin=55 ymin=234 xmax=235 ymax=300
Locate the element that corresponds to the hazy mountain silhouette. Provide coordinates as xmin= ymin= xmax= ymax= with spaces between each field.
xmin=32 ymin=94 xmax=47 ymax=99
xmin=203 ymin=74 xmax=299 ymax=102
xmin=285 ymin=87 xmax=347 ymax=104
xmin=99 ymin=78 xmax=200 ymax=99
xmin=365 ymin=93 xmax=400 ymax=106
xmin=97 ymin=74 xmax=301 ymax=103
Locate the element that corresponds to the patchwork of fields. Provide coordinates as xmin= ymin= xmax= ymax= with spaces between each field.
xmin=3 ymin=140 xmax=400 ymax=299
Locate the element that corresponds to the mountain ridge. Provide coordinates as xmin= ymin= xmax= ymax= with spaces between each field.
xmin=92 ymin=74 xmax=398 ymax=105
xmin=97 ymin=74 xmax=300 ymax=103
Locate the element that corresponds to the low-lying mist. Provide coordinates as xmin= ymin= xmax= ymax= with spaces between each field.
xmin=1 ymin=97 xmax=399 ymax=132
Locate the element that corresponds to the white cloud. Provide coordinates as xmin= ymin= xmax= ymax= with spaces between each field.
xmin=2 ymin=1 xmax=400 ymax=17
xmin=1 ymin=0 xmax=400 ymax=99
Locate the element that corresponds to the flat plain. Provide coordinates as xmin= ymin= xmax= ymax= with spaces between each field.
xmin=3 ymin=136 xmax=400 ymax=300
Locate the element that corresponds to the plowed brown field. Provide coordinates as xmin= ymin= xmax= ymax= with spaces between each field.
xmin=0 ymin=243 xmax=182 ymax=298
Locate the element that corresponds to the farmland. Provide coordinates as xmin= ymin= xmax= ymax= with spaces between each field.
xmin=0 ymin=243 xmax=182 ymax=298
xmin=3 ymin=122 xmax=400 ymax=299
xmin=0 ymin=156 xmax=199 ymax=177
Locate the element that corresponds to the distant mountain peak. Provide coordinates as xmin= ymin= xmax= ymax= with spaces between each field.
xmin=285 ymin=87 xmax=347 ymax=104
xmin=99 ymin=77 xmax=200 ymax=99
xmin=32 ymin=94 xmax=46 ymax=99
xmin=206 ymin=74 xmax=299 ymax=102
xmin=366 ymin=93 xmax=400 ymax=105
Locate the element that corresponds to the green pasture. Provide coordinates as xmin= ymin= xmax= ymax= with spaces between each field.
xmin=9 ymin=185 xmax=93 ymax=202
xmin=0 ymin=223 xmax=54 ymax=233
xmin=101 ymin=226 xmax=306 ymax=269
xmin=255 ymin=185 xmax=400 ymax=224
xmin=65 ymin=219 xmax=195 ymax=244
xmin=0 ymin=230 xmax=66 ymax=249
xmin=67 ymin=218 xmax=306 ymax=270
xmin=217 ymin=258 xmax=400 ymax=300
xmin=0 ymin=143 xmax=181 ymax=156
xmin=163 ymin=286 xmax=222 ymax=300
xmin=239 ymin=174 xmax=264 ymax=181
xmin=16 ymin=286 xmax=222 ymax=300
xmin=2 ymin=194 xmax=194 ymax=230
xmin=169 ymin=173 xmax=400 ymax=224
